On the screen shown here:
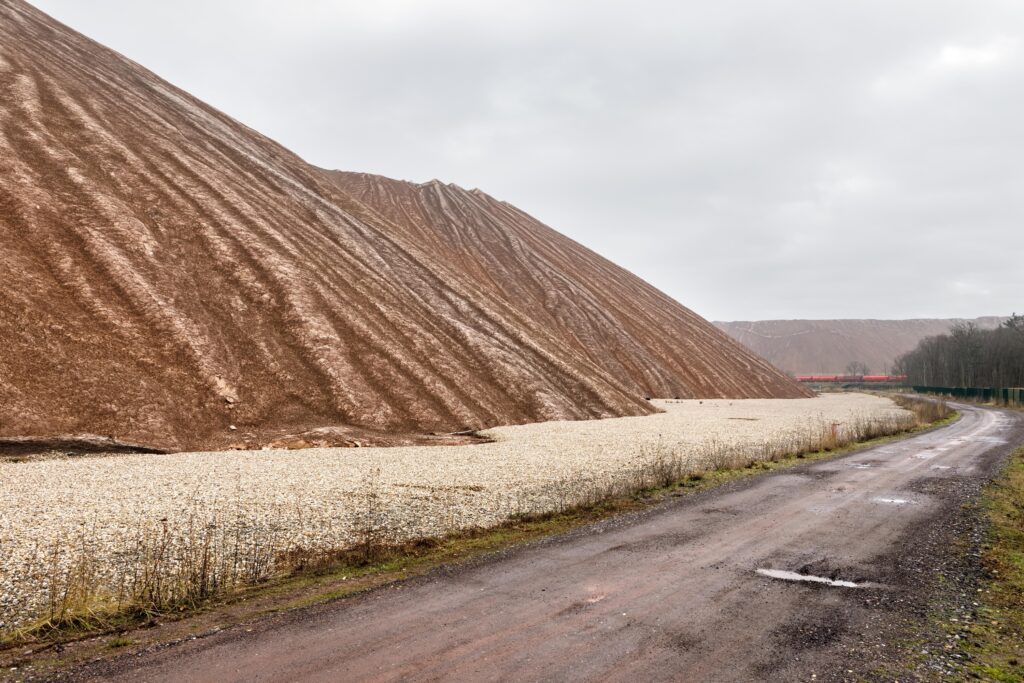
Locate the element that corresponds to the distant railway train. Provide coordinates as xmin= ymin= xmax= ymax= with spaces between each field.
xmin=795 ymin=375 xmax=908 ymax=383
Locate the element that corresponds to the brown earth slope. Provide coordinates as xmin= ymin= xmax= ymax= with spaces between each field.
xmin=326 ymin=172 xmax=800 ymax=403
xmin=716 ymin=317 xmax=1006 ymax=375
xmin=0 ymin=0 xmax=807 ymax=452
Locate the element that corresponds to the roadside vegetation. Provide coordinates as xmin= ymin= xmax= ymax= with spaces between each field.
xmin=890 ymin=392 xmax=953 ymax=423
xmin=955 ymin=446 xmax=1024 ymax=681
xmin=0 ymin=397 xmax=953 ymax=654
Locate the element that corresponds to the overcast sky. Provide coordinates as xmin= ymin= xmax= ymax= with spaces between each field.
xmin=31 ymin=0 xmax=1024 ymax=321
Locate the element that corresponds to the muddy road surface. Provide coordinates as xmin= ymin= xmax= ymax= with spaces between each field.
xmin=76 ymin=404 xmax=1023 ymax=682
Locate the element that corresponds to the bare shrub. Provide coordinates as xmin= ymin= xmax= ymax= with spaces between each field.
xmin=890 ymin=394 xmax=950 ymax=424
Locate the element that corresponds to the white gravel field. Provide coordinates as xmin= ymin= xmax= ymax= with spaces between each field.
xmin=0 ymin=393 xmax=908 ymax=631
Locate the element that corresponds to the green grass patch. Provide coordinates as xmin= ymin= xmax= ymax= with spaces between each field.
xmin=105 ymin=636 xmax=133 ymax=649
xmin=960 ymin=446 xmax=1024 ymax=681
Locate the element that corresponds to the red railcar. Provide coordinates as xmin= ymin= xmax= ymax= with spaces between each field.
xmin=795 ymin=374 xmax=907 ymax=383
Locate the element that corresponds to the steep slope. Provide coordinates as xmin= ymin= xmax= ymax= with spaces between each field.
xmin=327 ymin=172 xmax=807 ymax=402
xmin=715 ymin=318 xmax=1007 ymax=375
xmin=0 ymin=0 xmax=807 ymax=452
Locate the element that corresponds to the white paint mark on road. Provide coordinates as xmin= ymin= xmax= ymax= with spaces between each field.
xmin=756 ymin=568 xmax=861 ymax=588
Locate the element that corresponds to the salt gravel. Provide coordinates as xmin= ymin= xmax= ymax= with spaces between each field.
xmin=0 ymin=393 xmax=906 ymax=631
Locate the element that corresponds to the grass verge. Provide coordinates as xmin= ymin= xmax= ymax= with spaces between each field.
xmin=957 ymin=446 xmax=1024 ymax=681
xmin=0 ymin=406 xmax=958 ymax=678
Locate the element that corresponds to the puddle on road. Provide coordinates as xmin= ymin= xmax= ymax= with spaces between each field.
xmin=756 ymin=568 xmax=862 ymax=588
xmin=848 ymin=462 xmax=872 ymax=469
xmin=931 ymin=465 xmax=952 ymax=470
xmin=912 ymin=452 xmax=936 ymax=460
xmin=873 ymin=497 xmax=913 ymax=505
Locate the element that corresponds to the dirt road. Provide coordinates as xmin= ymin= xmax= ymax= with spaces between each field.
xmin=78 ymin=404 xmax=1023 ymax=682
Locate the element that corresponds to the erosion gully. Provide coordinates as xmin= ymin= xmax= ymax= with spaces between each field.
xmin=65 ymin=403 xmax=1023 ymax=682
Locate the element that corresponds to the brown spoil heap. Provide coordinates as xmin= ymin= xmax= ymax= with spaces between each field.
xmin=716 ymin=317 xmax=1008 ymax=376
xmin=0 ymin=0 xmax=810 ymax=452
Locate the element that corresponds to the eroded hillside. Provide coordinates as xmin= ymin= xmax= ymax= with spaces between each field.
xmin=716 ymin=318 xmax=1006 ymax=375
xmin=0 ymin=0 xmax=807 ymax=451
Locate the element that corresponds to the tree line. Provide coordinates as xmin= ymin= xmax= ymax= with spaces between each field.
xmin=895 ymin=314 xmax=1024 ymax=388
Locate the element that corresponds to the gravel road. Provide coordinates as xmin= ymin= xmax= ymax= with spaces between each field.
xmin=0 ymin=394 xmax=901 ymax=631
xmin=72 ymin=402 xmax=1024 ymax=682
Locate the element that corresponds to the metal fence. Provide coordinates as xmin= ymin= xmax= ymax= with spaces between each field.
xmin=913 ymin=385 xmax=1023 ymax=407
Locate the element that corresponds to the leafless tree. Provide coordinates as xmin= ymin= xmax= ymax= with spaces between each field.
xmin=896 ymin=314 xmax=1024 ymax=387
xmin=845 ymin=361 xmax=870 ymax=376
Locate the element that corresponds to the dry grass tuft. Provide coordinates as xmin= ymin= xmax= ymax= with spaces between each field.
xmin=891 ymin=393 xmax=951 ymax=424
